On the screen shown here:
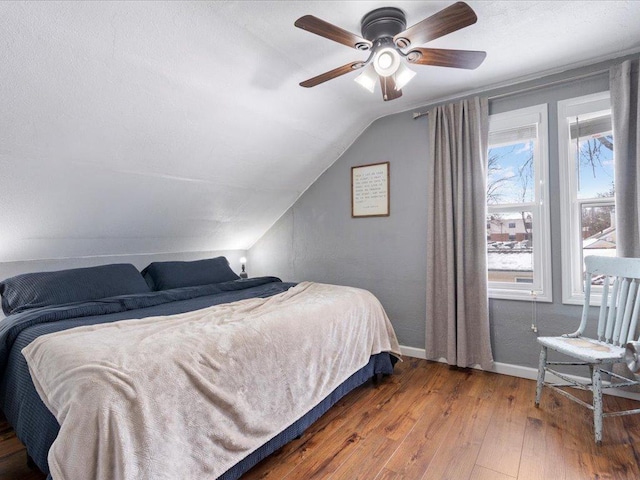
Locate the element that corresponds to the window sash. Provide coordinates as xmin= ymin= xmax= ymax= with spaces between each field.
xmin=487 ymin=209 xmax=541 ymax=292
xmin=487 ymin=104 xmax=551 ymax=302
xmin=569 ymin=198 xmax=616 ymax=301
xmin=558 ymin=91 xmax=613 ymax=305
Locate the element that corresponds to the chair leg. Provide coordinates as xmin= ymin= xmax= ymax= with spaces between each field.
xmin=592 ymin=365 xmax=603 ymax=445
xmin=535 ymin=346 xmax=547 ymax=407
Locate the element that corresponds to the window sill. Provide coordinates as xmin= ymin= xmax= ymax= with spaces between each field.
xmin=562 ymin=291 xmax=604 ymax=307
xmin=488 ymin=289 xmax=552 ymax=303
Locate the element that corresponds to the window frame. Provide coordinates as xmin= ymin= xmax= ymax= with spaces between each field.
xmin=558 ymin=91 xmax=613 ymax=305
xmin=487 ymin=104 xmax=552 ymax=302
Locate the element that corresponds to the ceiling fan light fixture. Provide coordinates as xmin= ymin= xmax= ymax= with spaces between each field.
xmin=394 ymin=62 xmax=416 ymax=90
xmin=294 ymin=2 xmax=486 ymax=101
xmin=373 ymin=47 xmax=400 ymax=77
xmin=354 ymin=63 xmax=377 ymax=93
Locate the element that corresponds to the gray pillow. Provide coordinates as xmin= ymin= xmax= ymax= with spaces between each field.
xmin=141 ymin=257 xmax=240 ymax=291
xmin=0 ymin=263 xmax=151 ymax=316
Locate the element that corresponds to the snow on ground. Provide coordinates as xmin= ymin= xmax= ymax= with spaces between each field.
xmin=488 ymin=252 xmax=532 ymax=271
xmin=488 ymin=249 xmax=616 ymax=271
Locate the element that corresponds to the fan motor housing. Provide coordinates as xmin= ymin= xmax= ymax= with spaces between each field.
xmin=360 ymin=7 xmax=407 ymax=41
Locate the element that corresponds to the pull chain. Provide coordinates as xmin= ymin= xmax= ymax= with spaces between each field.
xmin=531 ymin=290 xmax=538 ymax=333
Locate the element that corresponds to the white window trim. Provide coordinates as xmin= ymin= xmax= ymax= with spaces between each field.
xmin=487 ymin=104 xmax=552 ymax=302
xmin=558 ymin=91 xmax=612 ymax=305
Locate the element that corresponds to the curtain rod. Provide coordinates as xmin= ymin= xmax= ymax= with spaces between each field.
xmin=412 ymin=67 xmax=609 ymax=120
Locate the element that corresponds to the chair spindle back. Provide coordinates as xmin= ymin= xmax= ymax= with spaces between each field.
xmin=583 ymin=256 xmax=640 ymax=346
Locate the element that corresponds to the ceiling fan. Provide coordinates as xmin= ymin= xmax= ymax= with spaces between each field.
xmin=294 ymin=1 xmax=486 ymax=101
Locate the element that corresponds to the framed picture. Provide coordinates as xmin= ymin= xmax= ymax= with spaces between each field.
xmin=351 ymin=162 xmax=390 ymax=217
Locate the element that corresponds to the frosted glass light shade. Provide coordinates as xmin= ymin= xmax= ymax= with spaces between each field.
xmin=394 ymin=63 xmax=416 ymax=90
xmin=354 ymin=63 xmax=377 ymax=93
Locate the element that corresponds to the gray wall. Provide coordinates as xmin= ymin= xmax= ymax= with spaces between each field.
xmin=250 ymin=112 xmax=428 ymax=346
xmin=249 ymin=55 xmax=637 ymax=369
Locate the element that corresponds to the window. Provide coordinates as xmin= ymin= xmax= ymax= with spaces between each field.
xmin=487 ymin=104 xmax=552 ymax=301
xmin=558 ymin=92 xmax=614 ymax=304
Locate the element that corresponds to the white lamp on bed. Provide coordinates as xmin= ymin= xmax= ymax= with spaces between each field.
xmin=239 ymin=257 xmax=248 ymax=279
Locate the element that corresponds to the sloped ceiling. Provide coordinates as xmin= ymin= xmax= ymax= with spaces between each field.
xmin=1 ymin=1 xmax=639 ymax=262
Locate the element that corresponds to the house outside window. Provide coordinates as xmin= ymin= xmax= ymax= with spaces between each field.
xmin=558 ymin=92 xmax=615 ymax=305
xmin=487 ymin=104 xmax=552 ymax=301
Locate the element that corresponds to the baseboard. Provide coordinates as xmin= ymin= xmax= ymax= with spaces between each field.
xmin=399 ymin=345 xmax=640 ymax=401
xmin=399 ymin=345 xmax=427 ymax=359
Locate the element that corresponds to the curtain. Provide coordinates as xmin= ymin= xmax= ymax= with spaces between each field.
xmin=610 ymin=59 xmax=640 ymax=258
xmin=425 ymin=96 xmax=493 ymax=369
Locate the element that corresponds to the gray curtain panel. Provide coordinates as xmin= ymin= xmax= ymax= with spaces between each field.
xmin=610 ymin=59 xmax=640 ymax=258
xmin=425 ymin=96 xmax=493 ymax=369
xmin=610 ymin=60 xmax=640 ymax=387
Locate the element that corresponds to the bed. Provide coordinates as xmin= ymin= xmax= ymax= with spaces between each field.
xmin=0 ymin=258 xmax=400 ymax=479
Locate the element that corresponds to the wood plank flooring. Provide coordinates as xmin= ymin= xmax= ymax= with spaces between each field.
xmin=2 ymin=358 xmax=640 ymax=479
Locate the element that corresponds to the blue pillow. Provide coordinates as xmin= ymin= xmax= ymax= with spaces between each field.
xmin=141 ymin=257 xmax=240 ymax=291
xmin=0 ymin=263 xmax=151 ymax=315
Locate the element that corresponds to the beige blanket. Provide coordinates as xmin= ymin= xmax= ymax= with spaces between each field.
xmin=22 ymin=281 xmax=400 ymax=480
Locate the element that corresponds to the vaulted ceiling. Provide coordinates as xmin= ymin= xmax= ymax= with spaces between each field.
xmin=1 ymin=1 xmax=639 ymax=262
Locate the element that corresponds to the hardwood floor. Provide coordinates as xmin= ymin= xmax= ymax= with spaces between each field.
xmin=2 ymin=358 xmax=640 ymax=479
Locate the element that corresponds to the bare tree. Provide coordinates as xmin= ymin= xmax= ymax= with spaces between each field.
xmin=515 ymin=151 xmax=534 ymax=242
xmin=486 ymin=143 xmax=535 ymax=245
xmin=580 ymin=134 xmax=615 ymax=240
xmin=487 ymin=147 xmax=516 ymax=205
xmin=581 ymin=205 xmax=615 ymax=239
xmin=579 ymin=135 xmax=614 ymax=182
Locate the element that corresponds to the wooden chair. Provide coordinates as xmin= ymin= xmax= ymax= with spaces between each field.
xmin=535 ymin=255 xmax=640 ymax=445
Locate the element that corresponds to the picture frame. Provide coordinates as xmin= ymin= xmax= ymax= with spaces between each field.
xmin=351 ymin=161 xmax=390 ymax=217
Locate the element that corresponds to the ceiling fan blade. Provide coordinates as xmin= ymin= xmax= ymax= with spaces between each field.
xmin=394 ymin=2 xmax=477 ymax=49
xmin=407 ymin=48 xmax=486 ymax=69
xmin=380 ymin=76 xmax=402 ymax=101
xmin=300 ymin=62 xmax=364 ymax=88
xmin=295 ymin=15 xmax=372 ymax=50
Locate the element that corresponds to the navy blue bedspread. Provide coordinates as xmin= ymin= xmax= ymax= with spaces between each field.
xmin=0 ymin=276 xmax=294 ymax=476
